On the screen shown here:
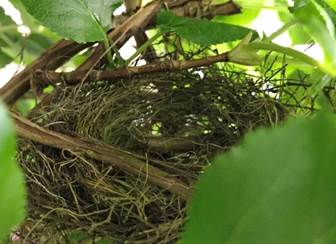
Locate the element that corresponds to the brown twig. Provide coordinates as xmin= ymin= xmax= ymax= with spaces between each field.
xmin=12 ymin=112 xmax=191 ymax=200
xmin=35 ymin=52 xmax=229 ymax=84
xmin=134 ymin=30 xmax=158 ymax=63
xmin=77 ymin=0 xmax=163 ymax=71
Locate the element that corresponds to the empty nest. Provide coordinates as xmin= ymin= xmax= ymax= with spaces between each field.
xmin=17 ymin=66 xmax=287 ymax=243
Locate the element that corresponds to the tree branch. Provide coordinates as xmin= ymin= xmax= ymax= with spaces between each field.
xmin=12 ymin=112 xmax=191 ymax=200
xmin=35 ymin=52 xmax=229 ymax=84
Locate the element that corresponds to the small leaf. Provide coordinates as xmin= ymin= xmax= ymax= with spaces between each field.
xmin=181 ymin=110 xmax=336 ymax=243
xmin=291 ymin=0 xmax=336 ymax=76
xmin=157 ymin=11 xmax=257 ymax=46
xmin=0 ymin=103 xmax=26 ymax=240
xmin=21 ymin=0 xmax=117 ymax=43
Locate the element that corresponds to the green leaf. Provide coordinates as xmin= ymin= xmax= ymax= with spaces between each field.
xmin=181 ymin=110 xmax=336 ymax=244
xmin=291 ymin=0 xmax=336 ymax=76
xmin=157 ymin=11 xmax=257 ymax=46
xmin=0 ymin=103 xmax=26 ymax=240
xmin=21 ymin=0 xmax=116 ymax=43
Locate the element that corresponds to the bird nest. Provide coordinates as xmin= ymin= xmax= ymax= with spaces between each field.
xmin=17 ymin=66 xmax=287 ymax=243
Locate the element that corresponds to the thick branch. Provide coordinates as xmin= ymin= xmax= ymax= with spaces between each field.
xmin=35 ymin=52 xmax=229 ymax=84
xmin=0 ymin=40 xmax=90 ymax=105
xmin=167 ymin=0 xmax=241 ymax=18
xmin=12 ymin=112 xmax=191 ymax=200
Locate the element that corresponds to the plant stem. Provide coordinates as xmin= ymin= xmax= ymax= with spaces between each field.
xmin=125 ymin=31 xmax=162 ymax=66
xmin=248 ymin=41 xmax=319 ymax=67
xmin=102 ymin=33 xmax=113 ymax=63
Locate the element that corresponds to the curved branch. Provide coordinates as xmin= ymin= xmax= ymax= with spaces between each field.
xmin=12 ymin=112 xmax=191 ymax=200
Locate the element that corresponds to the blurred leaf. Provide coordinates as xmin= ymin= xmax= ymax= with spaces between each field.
xmin=16 ymin=99 xmax=36 ymax=117
xmin=278 ymin=11 xmax=311 ymax=45
xmin=0 ymin=6 xmax=16 ymax=26
xmin=9 ymin=0 xmax=41 ymax=31
xmin=315 ymin=0 xmax=336 ymax=26
xmin=0 ymin=48 xmax=13 ymax=67
xmin=182 ymin=110 xmax=336 ymax=243
xmin=24 ymin=33 xmax=53 ymax=56
xmin=0 ymin=6 xmax=21 ymax=47
xmin=214 ymin=0 xmax=265 ymax=26
xmin=0 ymin=103 xmax=26 ymax=240
xmin=291 ymin=0 xmax=336 ymax=76
xmin=20 ymin=0 xmax=117 ymax=43
xmin=324 ymin=0 xmax=336 ymax=11
xmin=157 ymin=11 xmax=257 ymax=46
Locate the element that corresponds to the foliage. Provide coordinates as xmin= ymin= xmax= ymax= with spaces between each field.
xmin=290 ymin=0 xmax=336 ymax=75
xmin=181 ymin=108 xmax=336 ymax=243
xmin=0 ymin=103 xmax=26 ymax=240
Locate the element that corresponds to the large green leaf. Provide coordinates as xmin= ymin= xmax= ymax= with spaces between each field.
xmin=181 ymin=110 xmax=336 ymax=243
xmin=157 ymin=11 xmax=256 ymax=46
xmin=21 ymin=0 xmax=117 ymax=43
xmin=291 ymin=0 xmax=336 ymax=76
xmin=0 ymin=103 xmax=26 ymax=240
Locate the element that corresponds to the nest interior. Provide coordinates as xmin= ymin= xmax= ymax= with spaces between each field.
xmin=18 ymin=67 xmax=288 ymax=243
